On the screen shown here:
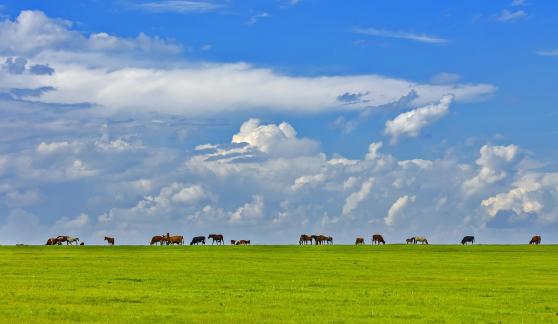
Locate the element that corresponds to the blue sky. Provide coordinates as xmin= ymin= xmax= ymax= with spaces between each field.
xmin=0 ymin=0 xmax=557 ymax=244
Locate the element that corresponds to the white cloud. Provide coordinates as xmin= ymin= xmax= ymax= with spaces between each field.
xmin=36 ymin=140 xmax=80 ymax=154
xmin=291 ymin=173 xmax=326 ymax=191
xmin=384 ymin=95 xmax=453 ymax=143
xmin=511 ymin=0 xmax=525 ymax=6
xmin=54 ymin=213 xmax=89 ymax=231
xmin=354 ymin=28 xmax=448 ymax=44
xmin=462 ymin=144 xmax=519 ymax=195
xmin=384 ymin=195 xmax=415 ymax=226
xmin=133 ymin=1 xmax=223 ymax=13
xmin=172 ymin=184 xmax=205 ymax=204
xmin=5 ymin=189 xmax=41 ymax=206
xmin=342 ymin=178 xmax=374 ymax=216
xmin=365 ymin=142 xmax=383 ymax=160
xmin=536 ymin=49 xmax=558 ymax=57
xmin=496 ymin=9 xmax=527 ymax=22
xmin=430 ymin=72 xmax=461 ymax=84
xmin=229 ymin=195 xmax=264 ymax=224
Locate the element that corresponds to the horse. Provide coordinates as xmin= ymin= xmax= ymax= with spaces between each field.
xmin=461 ymin=236 xmax=474 ymax=245
xmin=299 ymin=234 xmax=313 ymax=245
xmin=104 ymin=236 xmax=115 ymax=245
xmin=406 ymin=237 xmax=415 ymax=244
xmin=312 ymin=235 xmax=329 ymax=245
xmin=208 ymin=234 xmax=224 ymax=245
xmin=190 ymin=236 xmax=206 ymax=245
xmin=414 ymin=236 xmax=428 ymax=245
xmin=372 ymin=234 xmax=385 ymax=245
xmin=230 ymin=240 xmax=236 ymax=245
xmin=529 ymin=235 xmax=541 ymax=245
xmin=46 ymin=238 xmax=57 ymax=245
xmin=150 ymin=235 xmax=165 ymax=245
xmin=166 ymin=234 xmax=184 ymax=245
xmin=67 ymin=236 xmax=80 ymax=245
xmin=355 ymin=237 xmax=365 ymax=245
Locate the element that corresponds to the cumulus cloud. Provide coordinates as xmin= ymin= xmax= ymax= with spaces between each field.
xmin=342 ymin=178 xmax=374 ymax=216
xmin=384 ymin=195 xmax=415 ymax=226
xmin=229 ymin=195 xmax=264 ymax=224
xmin=462 ymin=144 xmax=520 ymax=195
xmin=384 ymin=95 xmax=453 ymax=143
xmin=54 ymin=213 xmax=89 ymax=231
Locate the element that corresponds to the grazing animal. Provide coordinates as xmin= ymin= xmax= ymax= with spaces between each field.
xmin=80 ymin=242 xmax=85 ymax=246
xmin=150 ymin=235 xmax=165 ymax=245
xmin=190 ymin=236 xmax=206 ymax=245
xmin=406 ymin=237 xmax=415 ymax=244
xmin=230 ymin=240 xmax=236 ymax=245
xmin=67 ymin=236 xmax=80 ymax=245
xmin=208 ymin=234 xmax=224 ymax=245
xmin=529 ymin=235 xmax=542 ymax=245
xmin=55 ymin=236 xmax=69 ymax=245
xmin=104 ymin=236 xmax=115 ymax=245
xmin=372 ymin=234 xmax=385 ymax=245
xmin=299 ymin=234 xmax=313 ymax=245
xmin=312 ymin=235 xmax=329 ymax=245
xmin=235 ymin=240 xmax=251 ymax=245
xmin=166 ymin=234 xmax=184 ymax=245
xmin=46 ymin=238 xmax=57 ymax=245
xmin=414 ymin=236 xmax=428 ymax=245
xmin=326 ymin=236 xmax=333 ymax=245
xmin=461 ymin=236 xmax=475 ymax=245
xmin=355 ymin=237 xmax=365 ymax=245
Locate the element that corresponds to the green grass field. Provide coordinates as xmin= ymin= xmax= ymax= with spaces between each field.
xmin=1 ymin=245 xmax=557 ymax=323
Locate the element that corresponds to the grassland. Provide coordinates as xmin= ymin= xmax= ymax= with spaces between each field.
xmin=0 ymin=245 xmax=557 ymax=323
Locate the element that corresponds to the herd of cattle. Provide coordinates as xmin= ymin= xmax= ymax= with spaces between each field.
xmin=44 ymin=233 xmax=544 ymax=246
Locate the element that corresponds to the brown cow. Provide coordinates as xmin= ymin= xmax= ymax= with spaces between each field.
xmin=355 ymin=237 xmax=365 ymax=245
xmin=235 ymin=240 xmax=251 ymax=245
xmin=299 ymin=234 xmax=312 ymax=245
xmin=529 ymin=235 xmax=541 ymax=245
xmin=166 ymin=234 xmax=184 ymax=245
xmin=372 ymin=234 xmax=385 ymax=245
xmin=55 ymin=236 xmax=68 ymax=245
xmin=208 ymin=234 xmax=224 ymax=245
xmin=46 ymin=238 xmax=57 ymax=245
xmin=150 ymin=235 xmax=165 ymax=245
xmin=104 ymin=236 xmax=115 ymax=245
xmin=312 ymin=235 xmax=329 ymax=245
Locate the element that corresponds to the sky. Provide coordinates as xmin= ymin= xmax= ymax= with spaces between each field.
xmin=0 ymin=0 xmax=557 ymax=245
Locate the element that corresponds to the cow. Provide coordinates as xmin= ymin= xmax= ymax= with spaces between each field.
xmin=235 ymin=240 xmax=251 ymax=245
xmin=372 ymin=234 xmax=385 ymax=245
xmin=529 ymin=235 xmax=542 ymax=245
xmin=79 ymin=242 xmax=85 ymax=246
xmin=46 ymin=238 xmax=57 ymax=245
xmin=406 ymin=237 xmax=415 ymax=244
xmin=164 ymin=233 xmax=184 ymax=245
xmin=312 ymin=235 xmax=329 ymax=245
xmin=208 ymin=234 xmax=224 ymax=245
xmin=150 ymin=235 xmax=165 ymax=245
xmin=190 ymin=236 xmax=206 ymax=245
xmin=104 ymin=236 xmax=115 ymax=245
xmin=299 ymin=234 xmax=313 ymax=245
xmin=461 ymin=236 xmax=475 ymax=245
xmin=355 ymin=237 xmax=365 ymax=245
xmin=230 ymin=240 xmax=236 ymax=245
xmin=414 ymin=236 xmax=428 ymax=245
xmin=55 ymin=236 xmax=69 ymax=245
xmin=326 ymin=236 xmax=333 ymax=245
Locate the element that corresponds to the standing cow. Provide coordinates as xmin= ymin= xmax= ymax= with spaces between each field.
xmin=529 ymin=235 xmax=541 ymax=245
xmin=461 ymin=236 xmax=475 ymax=245
xmin=372 ymin=234 xmax=385 ymax=245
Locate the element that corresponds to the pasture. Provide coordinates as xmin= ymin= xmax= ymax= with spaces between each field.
xmin=0 ymin=245 xmax=557 ymax=322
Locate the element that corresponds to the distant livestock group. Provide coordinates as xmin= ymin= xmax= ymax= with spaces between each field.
xmin=44 ymin=234 xmax=544 ymax=246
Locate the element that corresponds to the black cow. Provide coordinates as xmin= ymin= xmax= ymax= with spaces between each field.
xmin=461 ymin=236 xmax=475 ymax=245
xmin=190 ymin=236 xmax=206 ymax=245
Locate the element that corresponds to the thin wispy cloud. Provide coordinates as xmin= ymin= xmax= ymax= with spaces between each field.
xmin=537 ymin=49 xmax=558 ymax=57
xmin=511 ymin=0 xmax=526 ymax=6
xmin=246 ymin=12 xmax=270 ymax=25
xmin=134 ymin=1 xmax=223 ymax=13
xmin=496 ymin=9 xmax=527 ymax=22
xmin=353 ymin=28 xmax=448 ymax=44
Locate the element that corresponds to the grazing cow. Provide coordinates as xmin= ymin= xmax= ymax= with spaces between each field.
xmin=67 ymin=236 xmax=80 ymax=245
xmin=80 ymin=242 xmax=85 ymax=246
xmin=461 ymin=236 xmax=475 ymax=245
xmin=355 ymin=237 xmax=365 ymax=245
xmin=55 ymin=236 xmax=69 ymax=245
xmin=406 ymin=237 xmax=415 ymax=244
xmin=190 ymin=236 xmax=206 ymax=245
xmin=230 ymin=240 xmax=236 ymax=245
xmin=235 ymin=240 xmax=251 ymax=245
xmin=529 ymin=235 xmax=542 ymax=245
xmin=104 ymin=236 xmax=115 ymax=245
xmin=208 ymin=234 xmax=224 ymax=245
xmin=165 ymin=234 xmax=184 ymax=245
xmin=299 ymin=234 xmax=313 ymax=245
xmin=414 ymin=236 xmax=428 ymax=245
xmin=372 ymin=234 xmax=385 ymax=245
xmin=150 ymin=235 xmax=165 ymax=245
xmin=326 ymin=236 xmax=333 ymax=245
